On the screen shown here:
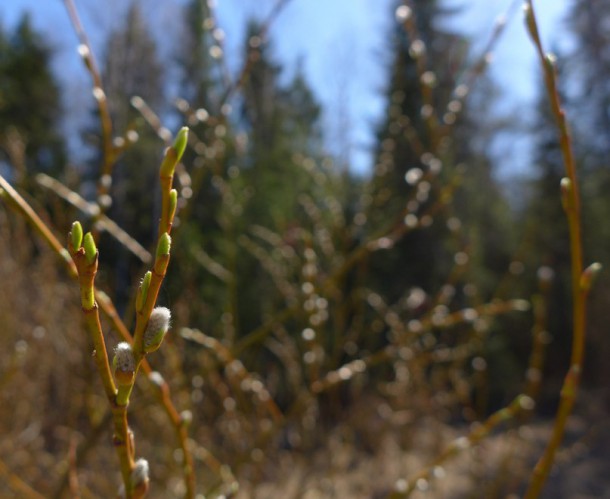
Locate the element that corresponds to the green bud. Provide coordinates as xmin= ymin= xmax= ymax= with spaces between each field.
xmin=173 ymin=126 xmax=189 ymax=163
xmin=143 ymin=307 xmax=171 ymax=353
xmin=168 ymin=189 xmax=178 ymax=220
xmin=156 ymin=233 xmax=171 ymax=258
xmin=113 ymin=342 xmax=135 ymax=386
xmin=160 ymin=127 xmax=189 ymax=178
xmin=83 ymin=232 xmax=97 ymax=264
xmin=136 ymin=271 xmax=152 ymax=312
xmin=70 ymin=221 xmax=83 ymax=252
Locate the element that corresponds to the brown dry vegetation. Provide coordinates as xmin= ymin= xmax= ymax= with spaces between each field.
xmin=0 ymin=219 xmax=606 ymax=498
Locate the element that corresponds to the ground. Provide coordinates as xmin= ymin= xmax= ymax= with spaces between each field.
xmin=234 ymin=391 xmax=610 ymax=498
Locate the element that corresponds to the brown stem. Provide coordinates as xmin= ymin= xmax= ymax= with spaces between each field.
xmin=0 ymin=457 xmax=46 ymax=499
xmin=523 ymin=2 xmax=595 ymax=497
xmin=62 ymin=0 xmax=116 ymax=225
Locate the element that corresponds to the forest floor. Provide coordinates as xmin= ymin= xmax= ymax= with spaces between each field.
xmin=235 ymin=391 xmax=610 ymax=499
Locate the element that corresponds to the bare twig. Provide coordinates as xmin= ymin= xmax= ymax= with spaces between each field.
xmin=387 ymin=395 xmax=532 ymax=498
xmin=0 ymin=457 xmax=46 ymax=499
xmin=219 ymin=0 xmax=293 ymax=106
xmin=62 ymin=0 xmax=116 ymax=226
xmin=522 ymin=2 xmax=601 ymax=497
xmin=35 ymin=173 xmax=152 ymax=263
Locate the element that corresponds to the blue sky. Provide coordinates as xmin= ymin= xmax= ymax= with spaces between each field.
xmin=0 ymin=0 xmax=569 ymax=175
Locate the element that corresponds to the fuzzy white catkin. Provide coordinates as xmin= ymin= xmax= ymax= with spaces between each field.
xmin=131 ymin=458 xmax=149 ymax=485
xmin=114 ymin=342 xmax=135 ymax=373
xmin=143 ymin=307 xmax=171 ymax=352
xmin=149 ymin=371 xmax=165 ymax=387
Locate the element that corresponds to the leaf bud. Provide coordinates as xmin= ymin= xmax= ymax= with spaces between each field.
xmin=156 ymin=233 xmax=171 ymax=258
xmin=83 ymin=232 xmax=97 ymax=265
xmin=173 ymin=126 xmax=189 ymax=163
xmin=70 ymin=221 xmax=83 ymax=252
xmin=168 ymin=189 xmax=178 ymax=221
xmin=560 ymin=177 xmax=573 ymax=212
xmin=136 ymin=271 xmax=152 ymax=312
xmin=180 ymin=410 xmax=193 ymax=427
xmin=160 ymin=127 xmax=189 ymax=177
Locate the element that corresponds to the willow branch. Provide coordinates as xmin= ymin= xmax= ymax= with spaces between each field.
xmin=523 ymin=2 xmax=601 ymax=497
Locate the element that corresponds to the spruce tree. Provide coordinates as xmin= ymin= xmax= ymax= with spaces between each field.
xmin=362 ymin=2 xmax=520 ymax=407
xmin=165 ymin=0 xmax=234 ymax=331
xmin=94 ymin=1 xmax=165 ymax=303
xmin=239 ymin=22 xmax=323 ymax=230
xmin=179 ymin=0 xmax=219 ymax=110
xmin=0 ymin=15 xmax=66 ymax=183
xmin=231 ymin=22 xmax=327 ymax=337
xmin=367 ymin=1 xmax=497 ymax=303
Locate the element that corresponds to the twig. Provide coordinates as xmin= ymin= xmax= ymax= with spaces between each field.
xmin=0 ymin=175 xmax=76 ymax=277
xmin=387 ymin=395 xmax=532 ymax=498
xmin=219 ymin=0 xmax=293 ymax=106
xmin=62 ymin=0 xmax=116 ymax=226
xmin=51 ymin=412 xmax=112 ymax=499
xmin=522 ymin=2 xmax=601 ymax=497
xmin=35 ymin=173 xmax=152 ymax=263
xmin=0 ymin=457 xmax=46 ymax=499
xmin=68 ymin=435 xmax=82 ymax=499
xmin=1 ymin=159 xmax=201 ymax=497
xmin=181 ymin=327 xmax=283 ymax=423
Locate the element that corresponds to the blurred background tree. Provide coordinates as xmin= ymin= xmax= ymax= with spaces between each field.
xmin=90 ymin=0 xmax=167 ymax=307
xmin=0 ymin=14 xmax=66 ymax=185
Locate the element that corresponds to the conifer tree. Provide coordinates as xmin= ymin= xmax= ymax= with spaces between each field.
xmin=239 ymin=22 xmax=323 ymax=230
xmin=95 ymin=1 xmax=165 ymax=301
xmin=179 ymin=0 xmax=219 ymax=110
xmin=367 ymin=1 xmax=496 ymax=302
xmin=227 ymin=22 xmax=327 ymax=337
xmin=166 ymin=0 xmax=235 ymax=330
xmin=0 ymin=15 xmax=66 ymax=182
xmin=362 ymin=2 xmax=519 ymax=405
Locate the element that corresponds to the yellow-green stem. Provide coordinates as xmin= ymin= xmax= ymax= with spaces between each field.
xmin=1 ymin=171 xmax=197 ymax=498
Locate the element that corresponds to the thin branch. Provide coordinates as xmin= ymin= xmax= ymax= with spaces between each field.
xmin=62 ymin=0 xmax=116 ymax=213
xmin=0 ymin=458 xmax=46 ymax=499
xmin=523 ymin=2 xmax=600 ymax=497
xmin=1 ymin=172 xmax=201 ymax=498
xmin=387 ymin=395 xmax=532 ymax=498
xmin=35 ymin=173 xmax=152 ymax=263
xmin=219 ymin=0 xmax=293 ymax=106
